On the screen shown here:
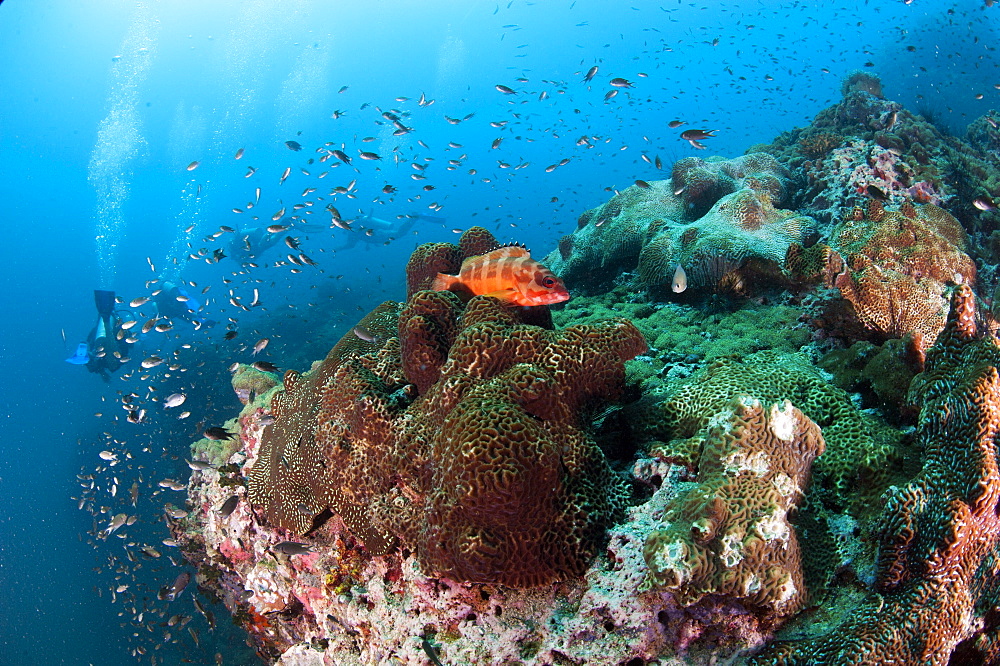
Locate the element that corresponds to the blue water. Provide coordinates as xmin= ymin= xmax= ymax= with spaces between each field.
xmin=0 ymin=1 xmax=996 ymax=664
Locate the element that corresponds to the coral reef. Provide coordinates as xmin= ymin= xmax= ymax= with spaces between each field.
xmin=173 ymin=71 xmax=1000 ymax=666
xmin=644 ymin=398 xmax=824 ymax=618
xmin=753 ymin=286 xmax=1000 ymax=665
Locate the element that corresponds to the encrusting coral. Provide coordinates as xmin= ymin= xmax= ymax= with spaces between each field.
xmin=753 ymin=285 xmax=1000 ymax=665
xmin=830 ymin=199 xmax=976 ymax=348
xmin=638 ymin=186 xmax=813 ymax=295
xmin=643 ymin=398 xmax=824 ymax=618
xmin=627 ymin=351 xmax=902 ymax=501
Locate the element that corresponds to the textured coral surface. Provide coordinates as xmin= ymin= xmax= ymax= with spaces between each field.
xmin=830 ymin=200 xmax=975 ymax=347
xmin=753 ymin=286 xmax=1000 ymax=665
xmin=546 ymin=153 xmax=808 ymax=296
xmin=248 ymin=229 xmax=646 ymax=589
xmin=644 ymin=398 xmax=824 ymax=618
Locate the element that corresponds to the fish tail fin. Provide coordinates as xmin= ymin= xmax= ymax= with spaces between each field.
xmin=431 ymin=273 xmax=458 ymax=291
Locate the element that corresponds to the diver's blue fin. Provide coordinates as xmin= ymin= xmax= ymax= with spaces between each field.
xmin=65 ymin=342 xmax=90 ymax=365
xmin=94 ymin=290 xmax=116 ymax=318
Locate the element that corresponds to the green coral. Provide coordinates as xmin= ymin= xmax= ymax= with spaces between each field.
xmin=627 ymin=350 xmax=905 ymax=512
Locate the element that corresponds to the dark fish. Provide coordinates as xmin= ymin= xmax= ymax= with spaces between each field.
xmin=421 ymin=637 xmax=445 ymax=666
xmin=609 ymin=77 xmax=633 ymax=88
xmin=219 ymin=495 xmax=240 ymax=518
xmin=495 ymin=84 xmax=516 ymax=94
xmin=634 ymin=179 xmax=651 ymax=189
xmin=359 ymin=151 xmax=381 ymax=161
xmin=224 ymin=330 xmax=238 ymax=340
xmin=583 ymin=65 xmax=598 ymax=82
xmin=285 ymin=140 xmax=302 ymax=151
xmin=680 ymin=129 xmax=716 ymax=141
xmin=203 ymin=427 xmax=236 ymax=441
xmin=212 ymin=248 xmax=226 ymax=262
xmin=668 ymin=120 xmax=684 ymax=128
xmin=491 ymin=138 xmax=503 ymax=150
xmin=252 ymin=361 xmax=279 ymax=373
xmin=272 ymin=541 xmax=313 ymax=556
xmin=382 ymin=184 xmax=396 ymax=194
xmin=866 ymin=184 xmax=889 ymax=201
xmin=604 ymin=89 xmax=618 ymax=101
xmin=284 ymin=236 xmax=300 ymax=249
xmin=331 ymin=150 xmax=352 ymax=165
xmin=165 ymin=572 xmax=190 ymax=601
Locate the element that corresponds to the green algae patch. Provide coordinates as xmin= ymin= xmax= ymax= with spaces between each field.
xmin=555 ymin=285 xmax=811 ymax=363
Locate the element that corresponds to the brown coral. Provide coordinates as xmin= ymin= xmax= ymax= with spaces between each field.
xmin=246 ymin=301 xmax=403 ymax=553
xmin=830 ymin=200 xmax=976 ymax=348
xmin=753 ymin=285 xmax=1000 ymax=665
xmin=247 ymin=230 xmax=648 ymax=586
xmin=644 ymin=398 xmax=824 ymax=617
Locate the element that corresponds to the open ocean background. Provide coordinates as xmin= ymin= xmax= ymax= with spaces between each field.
xmin=0 ymin=1 xmax=996 ymax=664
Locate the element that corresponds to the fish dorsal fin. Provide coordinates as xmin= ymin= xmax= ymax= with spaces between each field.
xmin=479 ymin=243 xmax=530 ymax=260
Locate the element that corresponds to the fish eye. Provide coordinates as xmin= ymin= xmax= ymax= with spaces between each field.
xmin=542 ymin=276 xmax=556 ymax=288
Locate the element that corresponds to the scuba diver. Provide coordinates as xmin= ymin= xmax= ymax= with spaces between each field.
xmin=331 ymin=211 xmax=438 ymax=252
xmin=65 ymin=289 xmax=131 ymax=381
xmin=151 ymin=281 xmax=216 ymax=329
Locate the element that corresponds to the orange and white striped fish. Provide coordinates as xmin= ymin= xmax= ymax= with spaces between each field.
xmin=431 ymin=245 xmax=570 ymax=306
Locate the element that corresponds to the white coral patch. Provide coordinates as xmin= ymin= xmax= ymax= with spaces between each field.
xmin=768 ymin=400 xmax=798 ymax=442
xmin=650 ymin=539 xmax=690 ymax=587
xmin=743 ymin=573 xmax=761 ymax=595
xmin=719 ymin=532 xmax=744 ymax=568
xmin=725 ymin=450 xmax=771 ymax=477
xmin=755 ymin=508 xmax=790 ymax=544
xmin=772 ymin=472 xmax=798 ymax=499
xmin=774 ymin=573 xmax=798 ymax=606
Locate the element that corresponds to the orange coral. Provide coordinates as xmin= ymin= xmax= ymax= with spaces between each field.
xmin=644 ymin=398 xmax=824 ymax=616
xmin=830 ymin=201 xmax=976 ymax=348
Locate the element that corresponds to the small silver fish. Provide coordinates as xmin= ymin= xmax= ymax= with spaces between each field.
xmin=352 ymin=325 xmax=379 ymax=343
xmin=253 ymin=338 xmax=269 ymax=355
xmin=672 ymin=264 xmax=688 ymax=293
xmin=164 ymin=393 xmax=186 ymax=409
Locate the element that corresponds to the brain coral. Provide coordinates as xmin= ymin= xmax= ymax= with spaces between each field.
xmin=644 ymin=398 xmax=824 ymax=618
xmin=637 ymin=187 xmax=814 ymax=294
xmin=830 ymin=200 xmax=976 ymax=348
xmin=754 ymin=285 xmax=1000 ymax=665
xmin=247 ymin=230 xmax=647 ymax=587
xmin=629 ymin=351 xmax=901 ymax=502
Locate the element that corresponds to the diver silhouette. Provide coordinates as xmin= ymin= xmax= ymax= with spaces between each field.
xmin=66 ymin=289 xmax=131 ymax=381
